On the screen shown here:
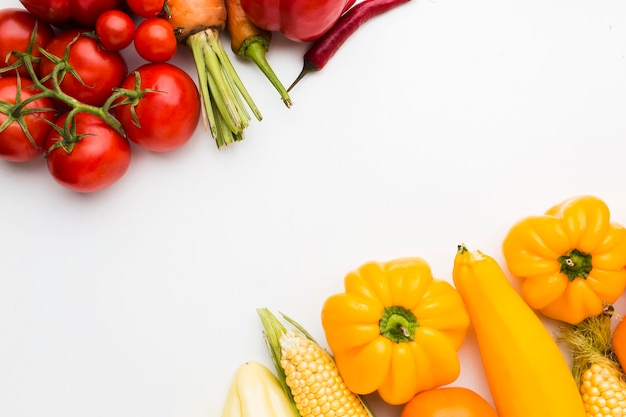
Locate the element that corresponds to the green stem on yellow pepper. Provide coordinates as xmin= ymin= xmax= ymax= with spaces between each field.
xmin=379 ymin=305 xmax=418 ymax=343
xmin=559 ymin=248 xmax=593 ymax=282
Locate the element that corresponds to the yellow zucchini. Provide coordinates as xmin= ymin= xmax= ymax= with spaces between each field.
xmin=452 ymin=244 xmax=585 ymax=417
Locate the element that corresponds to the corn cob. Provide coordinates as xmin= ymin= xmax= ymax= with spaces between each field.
xmin=559 ymin=307 xmax=626 ymax=417
xmin=257 ymin=308 xmax=375 ymax=417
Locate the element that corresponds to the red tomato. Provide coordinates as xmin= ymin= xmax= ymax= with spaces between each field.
xmin=40 ymin=29 xmax=128 ymax=107
xmin=18 ymin=0 xmax=73 ymax=27
xmin=0 ymin=8 xmax=55 ymax=77
xmin=69 ymin=0 xmax=127 ymax=28
xmin=96 ymin=10 xmax=135 ymax=51
xmin=133 ymin=18 xmax=177 ymax=63
xmin=45 ymin=112 xmax=131 ymax=193
xmin=0 ymin=77 xmax=57 ymax=162
xmin=114 ymin=63 xmax=200 ymax=152
xmin=127 ymin=0 xmax=165 ymax=18
xmin=19 ymin=0 xmax=126 ymax=28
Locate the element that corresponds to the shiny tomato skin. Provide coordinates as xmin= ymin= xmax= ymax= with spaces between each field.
xmin=0 ymin=8 xmax=55 ymax=77
xmin=114 ymin=63 xmax=200 ymax=152
xmin=45 ymin=112 xmax=131 ymax=193
xmin=20 ymin=0 xmax=126 ymax=28
xmin=19 ymin=0 xmax=73 ymax=27
xmin=40 ymin=29 xmax=128 ymax=107
xmin=127 ymin=0 xmax=165 ymax=18
xmin=96 ymin=10 xmax=135 ymax=51
xmin=0 ymin=77 xmax=57 ymax=162
xmin=69 ymin=0 xmax=127 ymax=28
xmin=133 ymin=18 xmax=177 ymax=63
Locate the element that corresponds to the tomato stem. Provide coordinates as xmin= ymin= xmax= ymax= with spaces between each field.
xmin=2 ymin=36 xmax=127 ymax=139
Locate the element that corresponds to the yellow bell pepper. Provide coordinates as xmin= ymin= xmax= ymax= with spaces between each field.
xmin=502 ymin=195 xmax=626 ymax=325
xmin=320 ymin=257 xmax=470 ymax=405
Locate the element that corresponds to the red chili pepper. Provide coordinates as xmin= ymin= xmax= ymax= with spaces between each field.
xmin=288 ymin=0 xmax=411 ymax=91
xmin=240 ymin=0 xmax=356 ymax=42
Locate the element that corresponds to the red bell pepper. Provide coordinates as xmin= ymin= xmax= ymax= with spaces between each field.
xmin=240 ymin=0 xmax=357 ymax=42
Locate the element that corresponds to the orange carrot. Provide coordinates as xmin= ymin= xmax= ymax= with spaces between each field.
xmin=225 ymin=0 xmax=292 ymax=107
xmin=167 ymin=0 xmax=226 ymax=39
xmin=165 ymin=0 xmax=261 ymax=148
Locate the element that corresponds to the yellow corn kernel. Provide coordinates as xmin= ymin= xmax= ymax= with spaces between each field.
xmin=580 ymin=362 xmax=626 ymax=417
xmin=279 ymin=330 xmax=370 ymax=417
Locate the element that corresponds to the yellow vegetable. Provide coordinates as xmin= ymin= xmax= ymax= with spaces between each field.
xmin=452 ymin=244 xmax=586 ymax=417
xmin=320 ymin=257 xmax=470 ymax=405
xmin=559 ymin=310 xmax=626 ymax=417
xmin=221 ymin=361 xmax=296 ymax=417
xmin=257 ymin=308 xmax=374 ymax=417
xmin=502 ymin=195 xmax=626 ymax=324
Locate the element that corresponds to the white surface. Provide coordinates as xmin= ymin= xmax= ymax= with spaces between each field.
xmin=2 ymin=0 xmax=626 ymax=416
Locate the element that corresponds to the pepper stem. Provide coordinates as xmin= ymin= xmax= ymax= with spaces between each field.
xmin=558 ymin=248 xmax=593 ymax=282
xmin=379 ymin=305 xmax=418 ymax=343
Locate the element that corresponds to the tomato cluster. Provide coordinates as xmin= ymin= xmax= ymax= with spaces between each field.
xmin=0 ymin=2 xmax=201 ymax=193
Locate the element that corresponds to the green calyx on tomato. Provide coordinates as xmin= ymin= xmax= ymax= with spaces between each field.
xmin=558 ymin=248 xmax=593 ymax=282
xmin=2 ymin=26 xmax=145 ymax=141
xmin=45 ymin=112 xmax=131 ymax=193
xmin=0 ymin=76 xmax=53 ymax=140
xmin=113 ymin=63 xmax=201 ymax=153
xmin=0 ymin=76 xmax=56 ymax=162
xmin=379 ymin=305 xmax=418 ymax=343
xmin=44 ymin=115 xmax=92 ymax=155
xmin=112 ymin=71 xmax=159 ymax=127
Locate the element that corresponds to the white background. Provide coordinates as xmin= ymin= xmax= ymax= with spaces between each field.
xmin=2 ymin=0 xmax=626 ymax=416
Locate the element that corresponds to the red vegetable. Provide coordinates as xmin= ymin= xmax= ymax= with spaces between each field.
xmin=0 ymin=8 xmax=55 ymax=78
xmin=127 ymin=0 xmax=166 ymax=18
xmin=288 ymin=0 xmax=411 ymax=91
xmin=133 ymin=17 xmax=178 ymax=63
xmin=240 ymin=0 xmax=356 ymax=42
xmin=45 ymin=112 xmax=131 ymax=193
xmin=0 ymin=76 xmax=56 ymax=162
xmin=19 ymin=0 xmax=126 ymax=28
xmin=71 ymin=0 xmax=127 ymax=28
xmin=40 ymin=29 xmax=128 ymax=107
xmin=18 ymin=0 xmax=74 ymax=27
xmin=114 ymin=63 xmax=201 ymax=152
xmin=95 ymin=10 xmax=136 ymax=51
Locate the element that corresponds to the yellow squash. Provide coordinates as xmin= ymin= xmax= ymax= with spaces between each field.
xmin=452 ymin=244 xmax=586 ymax=417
